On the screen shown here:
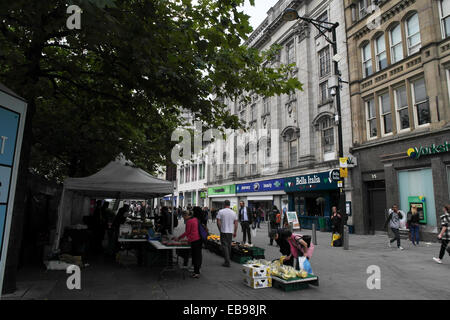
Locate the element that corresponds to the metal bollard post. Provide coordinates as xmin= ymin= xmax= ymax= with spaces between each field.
xmin=289 ymin=222 xmax=294 ymax=233
xmin=312 ymin=223 xmax=317 ymax=245
xmin=343 ymin=225 xmax=349 ymax=250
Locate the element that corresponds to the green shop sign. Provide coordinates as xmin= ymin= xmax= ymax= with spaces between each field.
xmin=200 ymin=191 xmax=207 ymax=198
xmin=207 ymin=184 xmax=236 ymax=196
xmin=407 ymin=141 xmax=450 ymax=159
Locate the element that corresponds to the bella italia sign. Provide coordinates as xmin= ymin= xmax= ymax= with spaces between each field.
xmin=407 ymin=141 xmax=450 ymax=160
xmin=284 ymin=171 xmax=338 ymax=192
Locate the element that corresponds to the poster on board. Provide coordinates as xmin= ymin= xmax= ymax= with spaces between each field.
xmin=286 ymin=211 xmax=300 ymax=230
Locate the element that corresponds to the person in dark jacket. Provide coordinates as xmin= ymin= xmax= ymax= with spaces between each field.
xmin=238 ymin=201 xmax=253 ymax=245
xmin=110 ymin=204 xmax=129 ymax=253
xmin=409 ymin=209 xmax=421 ymax=246
xmin=330 ymin=206 xmax=343 ymax=235
xmin=270 ymin=229 xmax=293 ymax=266
xmin=269 ymin=206 xmax=281 ymax=245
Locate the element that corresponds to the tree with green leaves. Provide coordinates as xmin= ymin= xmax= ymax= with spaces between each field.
xmin=0 ymin=0 xmax=302 ymax=293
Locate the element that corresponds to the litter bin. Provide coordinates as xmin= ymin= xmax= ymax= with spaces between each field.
xmin=318 ymin=217 xmax=325 ymax=232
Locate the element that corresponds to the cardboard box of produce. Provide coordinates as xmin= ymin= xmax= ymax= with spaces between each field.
xmin=242 ymin=264 xmax=271 ymax=278
xmin=243 ymin=276 xmax=272 ymax=289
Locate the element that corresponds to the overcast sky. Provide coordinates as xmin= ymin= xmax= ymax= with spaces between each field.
xmin=240 ymin=0 xmax=279 ymax=30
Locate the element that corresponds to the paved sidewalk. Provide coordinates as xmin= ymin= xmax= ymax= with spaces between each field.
xmin=3 ymin=220 xmax=449 ymax=300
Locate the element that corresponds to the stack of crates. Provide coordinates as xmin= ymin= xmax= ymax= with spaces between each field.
xmin=242 ymin=264 xmax=272 ymax=289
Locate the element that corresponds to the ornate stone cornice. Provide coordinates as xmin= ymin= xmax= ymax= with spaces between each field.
xmin=354 ymin=0 xmax=416 ymax=41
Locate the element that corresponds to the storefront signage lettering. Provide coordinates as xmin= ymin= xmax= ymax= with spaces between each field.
xmin=0 ymin=136 xmax=7 ymax=155
xmin=407 ymin=141 xmax=450 ymax=159
xmin=207 ymin=185 xmax=236 ymax=196
xmin=284 ymin=171 xmax=338 ymax=192
xmin=236 ymin=179 xmax=284 ymax=193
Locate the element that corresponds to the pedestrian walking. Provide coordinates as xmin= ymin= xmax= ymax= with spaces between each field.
xmin=433 ymin=205 xmax=450 ymax=264
xmin=238 ymin=201 xmax=253 ymax=245
xmin=216 ymin=200 xmax=238 ymax=267
xmin=174 ymin=212 xmax=203 ymax=278
xmin=269 ymin=206 xmax=281 ymax=245
xmin=257 ymin=205 xmax=264 ymax=228
xmin=384 ymin=204 xmax=405 ymax=250
xmin=252 ymin=207 xmax=258 ymax=229
xmin=409 ymin=209 xmax=421 ymax=246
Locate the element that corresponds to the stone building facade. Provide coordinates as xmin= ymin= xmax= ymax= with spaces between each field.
xmin=345 ymin=0 xmax=450 ymax=238
xmin=206 ymin=0 xmax=353 ymax=226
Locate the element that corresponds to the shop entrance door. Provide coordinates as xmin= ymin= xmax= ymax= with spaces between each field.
xmin=367 ymin=181 xmax=387 ymax=232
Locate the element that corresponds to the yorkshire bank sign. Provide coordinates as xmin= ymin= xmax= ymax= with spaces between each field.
xmin=407 ymin=141 xmax=450 ymax=160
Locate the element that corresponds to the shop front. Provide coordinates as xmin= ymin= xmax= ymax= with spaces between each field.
xmin=351 ymin=129 xmax=450 ymax=239
xmin=207 ymin=184 xmax=237 ymax=212
xmin=284 ymin=171 xmax=340 ymax=230
xmin=236 ymin=178 xmax=285 ymax=220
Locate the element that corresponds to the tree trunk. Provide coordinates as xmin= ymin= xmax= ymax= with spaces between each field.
xmin=2 ymin=100 xmax=35 ymax=294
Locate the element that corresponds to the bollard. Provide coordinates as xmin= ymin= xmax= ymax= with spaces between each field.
xmin=343 ymin=225 xmax=349 ymax=250
xmin=289 ymin=222 xmax=294 ymax=233
xmin=312 ymin=223 xmax=317 ymax=245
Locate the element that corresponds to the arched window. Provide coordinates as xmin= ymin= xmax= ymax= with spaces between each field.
xmin=282 ymin=127 xmax=299 ymax=168
xmin=375 ymin=33 xmax=387 ymax=71
xmin=405 ymin=13 xmax=421 ymax=55
xmin=319 ymin=117 xmax=335 ymax=154
xmin=361 ymin=42 xmax=372 ymax=77
xmin=389 ymin=24 xmax=403 ymax=63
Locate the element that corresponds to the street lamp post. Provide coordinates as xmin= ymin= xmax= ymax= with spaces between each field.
xmin=282 ymin=8 xmax=347 ymax=228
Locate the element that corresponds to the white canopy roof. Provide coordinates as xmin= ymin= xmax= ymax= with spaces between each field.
xmin=63 ymin=158 xmax=174 ymax=198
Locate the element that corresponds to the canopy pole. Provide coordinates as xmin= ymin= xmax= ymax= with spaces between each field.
xmin=53 ymin=186 xmax=67 ymax=253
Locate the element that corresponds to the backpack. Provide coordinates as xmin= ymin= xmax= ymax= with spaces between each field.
xmin=197 ymin=218 xmax=208 ymax=242
xmin=276 ymin=213 xmax=281 ymax=224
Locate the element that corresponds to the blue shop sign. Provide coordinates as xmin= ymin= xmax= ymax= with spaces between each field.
xmin=284 ymin=171 xmax=338 ymax=192
xmin=236 ymin=178 xmax=284 ymax=193
xmin=0 ymin=106 xmax=20 ymax=167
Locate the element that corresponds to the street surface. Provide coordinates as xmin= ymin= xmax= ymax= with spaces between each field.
xmin=2 ymin=220 xmax=449 ymax=300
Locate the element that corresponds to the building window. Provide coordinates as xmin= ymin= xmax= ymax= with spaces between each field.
xmin=263 ymin=97 xmax=270 ymax=115
xmin=366 ymin=98 xmax=377 ymax=139
xmin=406 ymin=13 xmax=421 ymax=55
xmin=362 ymin=43 xmax=373 ymax=77
xmin=394 ymin=86 xmax=410 ymax=131
xmin=250 ymin=104 xmax=256 ymax=122
xmin=289 ymin=140 xmax=297 ymax=168
xmin=192 ymin=164 xmax=197 ymax=181
xmin=320 ymin=117 xmax=335 ymax=153
xmin=359 ymin=0 xmax=368 ymax=19
xmin=199 ymin=162 xmax=205 ymax=180
xmin=319 ymin=46 xmax=331 ymax=77
xmin=179 ymin=168 xmax=184 ymax=184
xmin=185 ymin=166 xmax=190 ymax=183
xmin=317 ymin=11 xmax=328 ymax=34
xmin=390 ymin=24 xmax=404 ymax=64
xmin=440 ymin=0 xmax=450 ymax=38
xmin=379 ymin=92 xmax=392 ymax=135
xmin=287 ymin=41 xmax=295 ymax=65
xmin=251 ymin=147 xmax=257 ymax=174
xmin=319 ymin=81 xmax=329 ymax=103
xmin=411 ymin=78 xmax=430 ymax=126
xmin=375 ymin=34 xmax=387 ymax=71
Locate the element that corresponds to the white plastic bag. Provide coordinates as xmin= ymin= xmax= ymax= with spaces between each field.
xmin=251 ymin=228 xmax=257 ymax=237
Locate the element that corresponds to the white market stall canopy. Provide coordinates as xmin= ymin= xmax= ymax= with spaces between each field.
xmin=53 ymin=158 xmax=174 ymax=251
xmin=63 ymin=158 xmax=173 ymax=199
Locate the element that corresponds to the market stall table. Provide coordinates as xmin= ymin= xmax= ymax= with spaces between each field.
xmin=118 ymin=238 xmax=148 ymax=265
xmin=148 ymin=240 xmax=191 ymax=279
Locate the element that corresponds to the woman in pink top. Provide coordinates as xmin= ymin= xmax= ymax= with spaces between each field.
xmin=286 ymin=233 xmax=314 ymax=269
xmin=175 ymin=212 xmax=202 ymax=278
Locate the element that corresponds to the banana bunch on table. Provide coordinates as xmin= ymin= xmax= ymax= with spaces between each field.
xmin=268 ymin=257 xmax=308 ymax=279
